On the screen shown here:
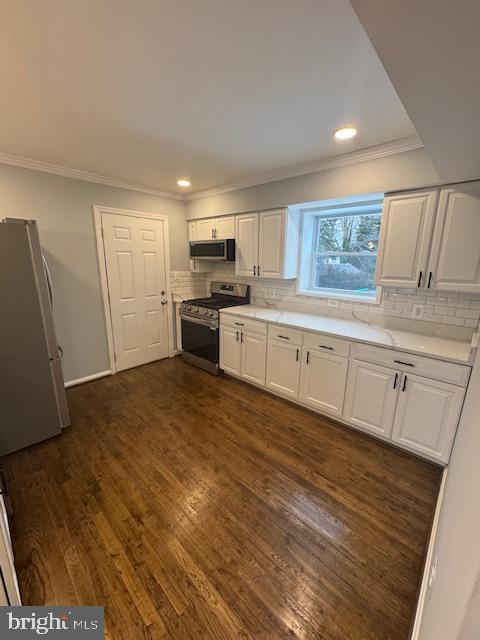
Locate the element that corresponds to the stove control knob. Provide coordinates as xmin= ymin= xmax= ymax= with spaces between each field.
xmin=209 ymin=311 xmax=214 ymax=317
xmin=194 ymin=308 xmax=199 ymax=313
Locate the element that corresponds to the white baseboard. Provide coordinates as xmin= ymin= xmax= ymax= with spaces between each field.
xmin=411 ymin=466 xmax=449 ymax=639
xmin=64 ymin=370 xmax=112 ymax=388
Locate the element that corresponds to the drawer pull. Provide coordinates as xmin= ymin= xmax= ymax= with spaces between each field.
xmin=296 ymin=348 xmax=299 ymax=361
xmin=234 ymin=322 xmax=244 ymax=326
xmin=277 ymin=334 xmax=290 ymax=340
xmin=319 ymin=345 xmax=334 ymax=350
xmin=402 ymin=375 xmax=408 ymax=392
xmin=394 ymin=359 xmax=414 ymax=367
xmin=393 ymin=373 xmax=398 ymax=389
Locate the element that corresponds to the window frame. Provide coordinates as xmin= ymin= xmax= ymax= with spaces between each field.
xmin=296 ymin=195 xmax=384 ymax=304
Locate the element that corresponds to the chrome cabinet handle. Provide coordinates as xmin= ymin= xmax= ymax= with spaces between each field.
xmin=402 ymin=375 xmax=408 ymax=392
xmin=394 ymin=359 xmax=414 ymax=367
xmin=417 ymin=271 xmax=423 ymax=287
xmin=393 ymin=373 xmax=398 ymax=389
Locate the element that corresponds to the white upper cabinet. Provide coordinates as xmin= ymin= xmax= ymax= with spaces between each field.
xmin=391 ymin=373 xmax=464 ymax=463
xmin=376 ymin=181 xmax=480 ymax=292
xmin=235 ymin=213 xmax=259 ymax=276
xmin=375 ymin=189 xmax=438 ymax=288
xmin=188 ymin=216 xmax=235 ymax=241
xmin=196 ymin=218 xmax=216 ymax=241
xmin=427 ymin=182 xmax=480 ymax=293
xmin=235 ymin=209 xmax=299 ymax=279
xmin=215 ymin=216 xmax=235 ymax=240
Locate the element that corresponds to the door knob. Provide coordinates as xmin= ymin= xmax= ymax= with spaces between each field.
xmin=161 ymin=290 xmax=166 ymax=295
xmin=161 ymin=300 xmax=167 ymax=305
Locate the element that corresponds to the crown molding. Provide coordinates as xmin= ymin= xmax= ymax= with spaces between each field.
xmin=0 ymin=152 xmax=185 ymax=201
xmin=186 ymin=135 xmax=424 ymax=201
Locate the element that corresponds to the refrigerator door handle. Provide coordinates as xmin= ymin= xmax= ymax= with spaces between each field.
xmin=42 ymin=255 xmax=54 ymax=310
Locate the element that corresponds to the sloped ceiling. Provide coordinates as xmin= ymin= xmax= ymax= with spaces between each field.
xmin=351 ymin=0 xmax=480 ymax=183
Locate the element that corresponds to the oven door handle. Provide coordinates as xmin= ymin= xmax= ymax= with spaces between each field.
xmin=180 ymin=313 xmax=217 ymax=329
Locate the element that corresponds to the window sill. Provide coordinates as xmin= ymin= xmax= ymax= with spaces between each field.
xmin=297 ymin=287 xmax=382 ymax=305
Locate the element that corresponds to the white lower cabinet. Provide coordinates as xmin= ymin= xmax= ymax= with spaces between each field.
xmin=220 ymin=313 xmax=469 ymax=464
xmin=391 ymin=373 xmax=464 ymax=463
xmin=219 ymin=325 xmax=241 ymax=375
xmin=344 ymin=360 xmax=399 ymax=438
xmin=241 ymin=332 xmax=267 ymax=386
xmin=299 ymin=348 xmax=348 ymax=417
xmin=266 ymin=339 xmax=301 ymax=399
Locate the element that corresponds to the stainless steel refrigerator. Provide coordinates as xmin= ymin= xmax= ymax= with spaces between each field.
xmin=0 ymin=218 xmax=70 ymax=455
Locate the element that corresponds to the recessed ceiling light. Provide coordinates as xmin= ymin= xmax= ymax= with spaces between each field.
xmin=333 ymin=126 xmax=357 ymax=140
xmin=177 ymin=178 xmax=191 ymax=188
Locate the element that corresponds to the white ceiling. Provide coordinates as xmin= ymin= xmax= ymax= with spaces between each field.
xmin=0 ymin=0 xmax=417 ymax=194
xmin=351 ymin=0 xmax=480 ymax=184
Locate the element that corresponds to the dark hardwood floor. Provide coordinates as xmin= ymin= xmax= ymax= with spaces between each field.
xmin=4 ymin=357 xmax=441 ymax=640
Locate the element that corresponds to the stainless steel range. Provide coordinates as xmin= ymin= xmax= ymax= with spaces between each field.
xmin=180 ymin=281 xmax=250 ymax=374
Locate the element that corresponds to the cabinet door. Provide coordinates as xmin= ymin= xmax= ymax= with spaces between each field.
xmin=241 ymin=331 xmax=266 ymax=386
xmin=299 ymin=349 xmax=348 ymax=417
xmin=392 ymin=373 xmax=464 ymax=463
xmin=258 ymin=209 xmax=287 ymax=279
xmin=215 ymin=216 xmax=235 ymax=240
xmin=266 ymin=339 xmax=301 ymax=399
xmin=235 ymin=213 xmax=259 ymax=277
xmin=219 ymin=326 xmax=241 ymax=375
xmin=196 ymin=218 xmax=216 ymax=240
xmin=188 ymin=221 xmax=197 ymax=241
xmin=344 ymin=360 xmax=399 ymax=437
xmin=427 ymin=183 xmax=480 ymax=293
xmin=375 ymin=190 xmax=438 ymax=288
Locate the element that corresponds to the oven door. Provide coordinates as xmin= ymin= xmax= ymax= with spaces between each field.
xmin=181 ymin=315 xmax=219 ymax=363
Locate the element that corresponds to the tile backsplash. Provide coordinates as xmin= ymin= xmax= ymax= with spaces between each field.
xmin=170 ymin=270 xmax=209 ymax=300
xmin=188 ymin=263 xmax=480 ymax=332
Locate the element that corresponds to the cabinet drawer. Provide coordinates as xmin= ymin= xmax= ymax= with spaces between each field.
xmin=267 ymin=324 xmax=303 ymax=346
xmin=220 ymin=314 xmax=267 ymax=336
xmin=351 ymin=343 xmax=470 ymax=387
xmin=303 ymin=332 xmax=350 ymax=358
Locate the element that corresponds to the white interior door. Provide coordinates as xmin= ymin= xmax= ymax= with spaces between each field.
xmin=102 ymin=213 xmax=170 ymax=372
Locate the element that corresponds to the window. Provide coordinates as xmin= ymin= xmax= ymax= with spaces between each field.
xmin=298 ymin=195 xmax=383 ymax=302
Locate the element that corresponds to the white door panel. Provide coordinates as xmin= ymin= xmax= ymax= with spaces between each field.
xmin=266 ymin=339 xmax=301 ymax=398
xmin=259 ymin=210 xmax=286 ymax=279
xmin=344 ymin=360 xmax=399 ymax=437
xmin=236 ymin=213 xmax=259 ymax=277
xmin=102 ymin=213 xmax=169 ymax=371
xmin=241 ymin=331 xmax=266 ymax=386
xmin=392 ymin=373 xmax=465 ymax=462
xmin=375 ymin=190 xmax=438 ymax=288
xmin=428 ymin=184 xmax=480 ymax=292
xmin=299 ymin=349 xmax=348 ymax=417
xmin=219 ymin=326 xmax=241 ymax=375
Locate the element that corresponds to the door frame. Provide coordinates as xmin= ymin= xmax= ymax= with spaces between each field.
xmin=93 ymin=205 xmax=174 ymax=374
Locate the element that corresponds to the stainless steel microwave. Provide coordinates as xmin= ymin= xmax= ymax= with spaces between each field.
xmin=189 ymin=238 xmax=235 ymax=261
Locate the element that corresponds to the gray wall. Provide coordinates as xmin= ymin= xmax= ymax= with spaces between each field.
xmin=186 ymin=147 xmax=440 ymax=218
xmin=0 ymin=164 xmax=188 ymax=383
xmin=419 ymin=354 xmax=480 ymax=640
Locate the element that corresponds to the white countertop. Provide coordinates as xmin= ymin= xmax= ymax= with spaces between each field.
xmin=221 ymin=304 xmax=475 ymax=364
